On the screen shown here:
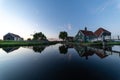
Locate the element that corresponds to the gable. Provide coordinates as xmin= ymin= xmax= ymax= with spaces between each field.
xmin=4 ymin=33 xmax=21 ymax=38
xmin=94 ymin=28 xmax=111 ymax=37
xmin=76 ymin=30 xmax=84 ymax=37
xmin=4 ymin=33 xmax=14 ymax=38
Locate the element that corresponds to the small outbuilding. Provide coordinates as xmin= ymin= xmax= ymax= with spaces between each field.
xmin=3 ymin=33 xmax=23 ymax=41
xmin=66 ymin=36 xmax=74 ymax=42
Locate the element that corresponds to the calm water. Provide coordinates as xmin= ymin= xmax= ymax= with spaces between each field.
xmin=0 ymin=44 xmax=120 ymax=80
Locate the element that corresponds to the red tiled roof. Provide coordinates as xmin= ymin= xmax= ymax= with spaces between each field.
xmin=80 ymin=30 xmax=95 ymax=36
xmin=94 ymin=28 xmax=111 ymax=37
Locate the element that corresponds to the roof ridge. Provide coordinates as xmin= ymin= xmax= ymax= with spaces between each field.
xmin=7 ymin=33 xmax=21 ymax=38
xmin=94 ymin=28 xmax=111 ymax=36
xmin=80 ymin=30 xmax=95 ymax=36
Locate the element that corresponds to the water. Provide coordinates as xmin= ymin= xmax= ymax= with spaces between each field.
xmin=0 ymin=44 xmax=120 ymax=80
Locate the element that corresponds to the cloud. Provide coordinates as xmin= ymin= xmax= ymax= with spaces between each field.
xmin=113 ymin=0 xmax=120 ymax=8
xmin=67 ymin=24 xmax=72 ymax=30
xmin=93 ymin=1 xmax=114 ymax=14
xmin=59 ymin=24 xmax=73 ymax=31
xmin=98 ymin=3 xmax=109 ymax=13
xmin=98 ymin=0 xmax=120 ymax=12
xmin=63 ymin=24 xmax=72 ymax=31
xmin=117 ymin=4 xmax=120 ymax=9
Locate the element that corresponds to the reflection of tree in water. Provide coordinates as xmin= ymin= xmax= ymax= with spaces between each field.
xmin=2 ymin=47 xmax=20 ymax=53
xmin=59 ymin=45 xmax=68 ymax=54
xmin=33 ymin=46 xmax=46 ymax=53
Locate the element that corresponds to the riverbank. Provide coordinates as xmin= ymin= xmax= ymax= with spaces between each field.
xmin=1 ymin=40 xmax=120 ymax=47
xmin=0 ymin=40 xmax=59 ymax=47
xmin=65 ymin=41 xmax=120 ymax=46
xmin=80 ymin=42 xmax=120 ymax=46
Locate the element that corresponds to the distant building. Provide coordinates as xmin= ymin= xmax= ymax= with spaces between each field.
xmin=3 ymin=33 xmax=23 ymax=41
xmin=75 ymin=27 xmax=96 ymax=42
xmin=94 ymin=28 xmax=111 ymax=41
xmin=66 ymin=36 xmax=74 ymax=42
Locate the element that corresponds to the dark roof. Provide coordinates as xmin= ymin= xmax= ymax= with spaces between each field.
xmin=80 ymin=30 xmax=95 ymax=36
xmin=6 ymin=33 xmax=21 ymax=38
xmin=94 ymin=28 xmax=111 ymax=37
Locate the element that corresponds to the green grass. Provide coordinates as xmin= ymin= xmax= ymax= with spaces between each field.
xmin=107 ymin=41 xmax=120 ymax=45
xmin=1 ymin=40 xmax=120 ymax=47
xmin=0 ymin=40 xmax=59 ymax=47
xmin=66 ymin=41 xmax=120 ymax=46
xmin=80 ymin=42 xmax=102 ymax=46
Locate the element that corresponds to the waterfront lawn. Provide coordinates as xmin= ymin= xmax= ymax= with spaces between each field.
xmin=0 ymin=40 xmax=58 ymax=47
xmin=107 ymin=41 xmax=120 ymax=45
xmin=69 ymin=41 xmax=120 ymax=46
xmin=1 ymin=40 xmax=120 ymax=47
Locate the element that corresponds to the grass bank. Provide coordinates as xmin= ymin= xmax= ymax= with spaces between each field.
xmin=80 ymin=42 xmax=102 ymax=46
xmin=66 ymin=41 xmax=120 ymax=46
xmin=1 ymin=40 xmax=120 ymax=47
xmin=107 ymin=41 xmax=120 ymax=45
xmin=0 ymin=40 xmax=59 ymax=47
xmin=80 ymin=42 xmax=120 ymax=46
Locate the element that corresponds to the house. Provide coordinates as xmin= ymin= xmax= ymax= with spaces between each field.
xmin=3 ymin=33 xmax=23 ymax=41
xmin=75 ymin=27 xmax=96 ymax=42
xmin=66 ymin=36 xmax=74 ymax=42
xmin=94 ymin=28 xmax=111 ymax=41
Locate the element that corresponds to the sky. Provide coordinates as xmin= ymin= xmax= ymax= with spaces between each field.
xmin=0 ymin=0 xmax=120 ymax=40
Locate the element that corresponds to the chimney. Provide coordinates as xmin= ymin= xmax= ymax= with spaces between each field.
xmin=85 ymin=27 xmax=87 ymax=31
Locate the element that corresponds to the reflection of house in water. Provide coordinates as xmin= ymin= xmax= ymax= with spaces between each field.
xmin=92 ymin=46 xmax=112 ymax=58
xmin=2 ymin=47 xmax=20 ymax=53
xmin=74 ymin=46 xmax=94 ymax=59
xmin=33 ymin=46 xmax=46 ymax=53
xmin=66 ymin=44 xmax=74 ymax=48
xmin=74 ymin=45 xmax=111 ymax=59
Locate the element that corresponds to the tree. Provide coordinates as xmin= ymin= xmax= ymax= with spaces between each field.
xmin=59 ymin=31 xmax=68 ymax=41
xmin=27 ymin=38 xmax=32 ymax=41
xmin=33 ymin=32 xmax=47 ymax=40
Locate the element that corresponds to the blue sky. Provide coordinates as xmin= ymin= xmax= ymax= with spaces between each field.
xmin=0 ymin=0 xmax=120 ymax=39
